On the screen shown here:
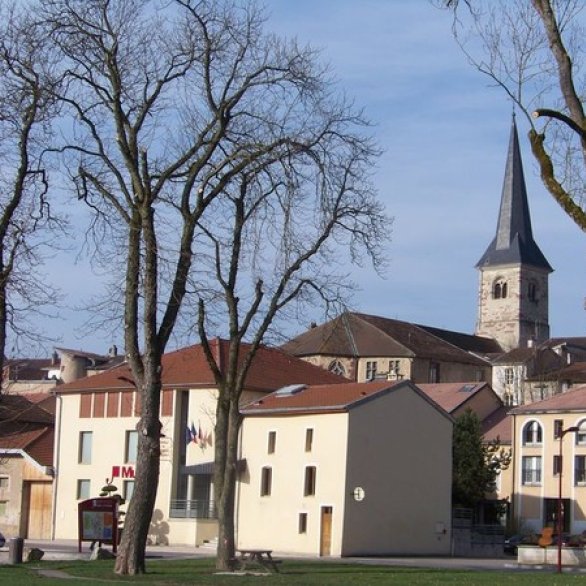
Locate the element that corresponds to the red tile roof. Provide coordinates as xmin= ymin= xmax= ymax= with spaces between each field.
xmin=417 ymin=382 xmax=489 ymax=414
xmin=242 ymin=379 xmax=452 ymax=419
xmin=282 ymin=312 xmax=491 ymax=366
xmin=481 ymin=407 xmax=512 ymax=444
xmin=55 ymin=339 xmax=345 ymax=394
xmin=510 ymin=385 xmax=586 ymax=414
xmin=0 ymin=394 xmax=54 ymax=466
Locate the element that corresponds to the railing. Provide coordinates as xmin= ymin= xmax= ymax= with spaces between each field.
xmin=169 ymin=499 xmax=217 ymax=519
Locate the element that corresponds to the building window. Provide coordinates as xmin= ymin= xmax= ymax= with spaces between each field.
xmin=78 ymin=431 xmax=93 ymax=464
xmin=553 ymin=455 xmax=562 ymax=476
xmin=125 ymin=430 xmax=138 ymax=463
xmin=123 ymin=480 xmax=135 ymax=501
xmin=267 ymin=431 xmax=276 ymax=454
xmin=77 ymin=479 xmax=91 ymax=500
xmin=528 ymin=282 xmax=538 ymax=302
xmin=304 ymin=466 xmax=316 ymax=496
xmin=576 ymin=421 xmax=586 ymax=445
xmin=366 ymin=361 xmax=377 ymax=380
xmin=260 ymin=467 xmax=272 ymax=497
xmin=328 ymin=360 xmax=346 ymax=377
xmin=522 ymin=421 xmax=543 ymax=445
xmin=554 ymin=420 xmax=563 ymax=440
xmin=0 ymin=501 xmax=6 ymax=517
xmin=298 ymin=512 xmax=308 ymax=534
xmin=429 ymin=362 xmax=440 ymax=384
xmin=0 ymin=476 xmax=8 ymax=490
xmin=575 ymin=456 xmax=586 ymax=485
xmin=522 ymin=456 xmax=542 ymax=485
xmin=493 ymin=279 xmax=508 ymax=299
xmin=504 ymin=368 xmax=514 ymax=385
xmin=305 ymin=429 xmax=314 ymax=452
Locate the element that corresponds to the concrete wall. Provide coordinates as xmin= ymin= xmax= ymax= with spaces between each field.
xmin=341 ymin=384 xmax=452 ymax=556
xmin=237 ymin=413 xmax=349 ymax=556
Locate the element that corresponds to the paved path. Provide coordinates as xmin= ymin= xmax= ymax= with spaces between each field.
xmin=3 ymin=538 xmax=586 ymax=574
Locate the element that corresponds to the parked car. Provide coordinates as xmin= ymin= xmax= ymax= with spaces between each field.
xmin=504 ymin=534 xmax=525 ymax=555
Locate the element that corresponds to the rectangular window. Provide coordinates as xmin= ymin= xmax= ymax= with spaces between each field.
xmin=553 ymin=455 xmax=562 ymax=476
xmin=260 ymin=467 xmax=272 ymax=497
xmin=504 ymin=368 xmax=514 ymax=385
xmin=429 ymin=362 xmax=440 ymax=383
xmin=298 ymin=512 xmax=308 ymax=534
xmin=366 ymin=361 xmax=377 ymax=380
xmin=575 ymin=456 xmax=586 ymax=485
xmin=0 ymin=477 xmax=8 ymax=489
xmin=0 ymin=501 xmax=6 ymax=517
xmin=123 ymin=480 xmax=135 ymax=501
xmin=304 ymin=466 xmax=316 ymax=496
xmin=125 ymin=430 xmax=138 ymax=463
xmin=522 ymin=456 xmax=542 ymax=485
xmin=554 ymin=419 xmax=563 ymax=439
xmin=267 ymin=431 xmax=276 ymax=454
xmin=77 ymin=479 xmax=91 ymax=500
xmin=577 ymin=426 xmax=586 ymax=445
xmin=305 ymin=428 xmax=314 ymax=452
xmin=78 ymin=431 xmax=93 ymax=464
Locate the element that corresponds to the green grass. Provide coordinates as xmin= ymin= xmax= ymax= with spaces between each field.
xmin=1 ymin=558 xmax=585 ymax=585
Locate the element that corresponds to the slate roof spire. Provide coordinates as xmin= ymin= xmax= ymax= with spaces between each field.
xmin=476 ymin=116 xmax=552 ymax=271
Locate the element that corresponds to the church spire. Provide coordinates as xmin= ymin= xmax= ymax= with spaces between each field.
xmin=476 ymin=116 xmax=552 ymax=272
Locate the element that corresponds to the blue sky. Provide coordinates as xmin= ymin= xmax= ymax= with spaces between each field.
xmin=49 ymin=1 xmax=586 ymax=354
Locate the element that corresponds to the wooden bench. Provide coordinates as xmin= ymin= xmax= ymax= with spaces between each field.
xmin=235 ymin=549 xmax=282 ymax=572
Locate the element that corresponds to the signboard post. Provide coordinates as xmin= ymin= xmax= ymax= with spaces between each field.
xmin=78 ymin=497 xmax=119 ymax=553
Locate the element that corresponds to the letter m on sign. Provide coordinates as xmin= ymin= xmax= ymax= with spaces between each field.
xmin=121 ymin=466 xmax=135 ymax=479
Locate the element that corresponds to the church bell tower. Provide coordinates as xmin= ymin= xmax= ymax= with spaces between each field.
xmin=475 ymin=117 xmax=552 ymax=351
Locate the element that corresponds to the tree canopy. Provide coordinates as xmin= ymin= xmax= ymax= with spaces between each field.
xmin=443 ymin=0 xmax=586 ymax=231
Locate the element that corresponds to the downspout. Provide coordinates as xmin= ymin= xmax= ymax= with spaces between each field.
xmin=234 ymin=419 xmax=244 ymax=548
xmin=51 ymin=390 xmax=63 ymax=540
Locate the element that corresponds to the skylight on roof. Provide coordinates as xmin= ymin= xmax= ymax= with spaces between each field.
xmin=275 ymin=384 xmax=307 ymax=397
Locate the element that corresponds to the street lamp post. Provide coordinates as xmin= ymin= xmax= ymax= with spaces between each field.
xmin=557 ymin=426 xmax=579 ymax=574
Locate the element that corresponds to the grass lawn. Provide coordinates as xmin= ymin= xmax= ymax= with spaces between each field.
xmin=1 ymin=558 xmax=585 ymax=585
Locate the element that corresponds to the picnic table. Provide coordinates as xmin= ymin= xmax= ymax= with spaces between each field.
xmin=235 ymin=549 xmax=281 ymax=572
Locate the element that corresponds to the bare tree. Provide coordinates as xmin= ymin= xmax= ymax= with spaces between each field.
xmin=442 ymin=0 xmax=586 ymax=230
xmin=197 ymin=129 xmax=387 ymax=568
xmin=0 ymin=1 xmax=62 ymax=389
xmin=40 ymin=0 xmax=387 ymax=574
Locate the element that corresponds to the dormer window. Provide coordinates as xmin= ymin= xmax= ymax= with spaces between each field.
xmin=493 ymin=279 xmax=508 ymax=299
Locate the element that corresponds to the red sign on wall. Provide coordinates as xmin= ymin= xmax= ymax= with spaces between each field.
xmin=111 ymin=465 xmax=135 ymax=479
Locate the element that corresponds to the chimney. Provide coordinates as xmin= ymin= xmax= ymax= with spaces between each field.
xmin=109 ymin=345 xmax=118 ymax=357
xmin=51 ymin=350 xmax=59 ymax=365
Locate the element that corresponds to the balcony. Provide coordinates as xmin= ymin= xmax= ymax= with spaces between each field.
xmin=169 ymin=499 xmax=217 ymax=519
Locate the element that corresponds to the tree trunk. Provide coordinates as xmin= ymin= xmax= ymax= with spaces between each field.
xmin=114 ymin=373 xmax=161 ymax=575
xmin=214 ymin=395 xmax=241 ymax=571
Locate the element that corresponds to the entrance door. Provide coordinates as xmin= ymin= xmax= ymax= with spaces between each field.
xmin=320 ymin=506 xmax=333 ymax=556
xmin=23 ymin=481 xmax=52 ymax=539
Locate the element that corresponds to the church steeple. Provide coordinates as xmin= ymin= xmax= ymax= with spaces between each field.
xmin=477 ymin=116 xmax=552 ymax=272
xmin=475 ymin=117 xmax=552 ymax=351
